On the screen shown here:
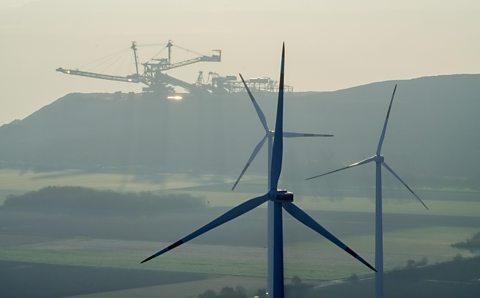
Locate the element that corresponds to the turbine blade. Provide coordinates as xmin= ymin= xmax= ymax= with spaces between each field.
xmin=270 ymin=43 xmax=285 ymax=191
xmin=376 ymin=84 xmax=397 ymax=155
xmin=141 ymin=195 xmax=269 ymax=263
xmin=306 ymin=156 xmax=375 ymax=180
xmin=283 ymin=131 xmax=333 ymax=138
xmin=283 ymin=202 xmax=376 ymax=272
xmin=382 ymin=162 xmax=429 ymax=210
xmin=239 ymin=73 xmax=269 ymax=132
xmin=232 ymin=135 xmax=268 ymax=191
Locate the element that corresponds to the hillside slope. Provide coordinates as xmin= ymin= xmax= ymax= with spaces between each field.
xmin=0 ymin=74 xmax=479 ymax=193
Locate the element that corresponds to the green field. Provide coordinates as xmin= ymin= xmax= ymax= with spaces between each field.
xmin=0 ymin=225 xmax=476 ymax=280
xmin=286 ymin=226 xmax=477 ymax=277
xmin=0 ymin=169 xmax=478 ymax=282
xmin=1 ymin=169 xmax=479 ymax=218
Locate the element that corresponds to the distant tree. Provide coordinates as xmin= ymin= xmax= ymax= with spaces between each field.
xmin=218 ymin=286 xmax=247 ymax=298
xmin=453 ymin=253 xmax=464 ymax=262
xmin=286 ymin=275 xmax=312 ymax=297
xmin=197 ymin=286 xmax=247 ymax=298
xmin=291 ymin=275 xmax=303 ymax=286
xmin=198 ymin=289 xmax=217 ymax=298
xmin=234 ymin=286 xmax=247 ymax=297
xmin=406 ymin=259 xmax=417 ymax=269
xmin=219 ymin=287 xmax=235 ymax=297
xmin=2 ymin=186 xmax=206 ymax=216
xmin=406 ymin=257 xmax=429 ymax=269
xmin=347 ymin=273 xmax=359 ymax=283
xmin=254 ymin=288 xmax=267 ymax=298
xmin=405 ymin=259 xmax=416 ymax=269
xmin=417 ymin=257 xmax=428 ymax=267
xmin=452 ymin=232 xmax=480 ymax=252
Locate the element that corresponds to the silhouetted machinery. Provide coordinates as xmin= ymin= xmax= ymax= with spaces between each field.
xmin=57 ymin=40 xmax=292 ymax=95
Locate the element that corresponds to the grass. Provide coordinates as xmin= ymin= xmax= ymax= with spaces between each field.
xmin=1 ymin=169 xmax=479 ymax=218
xmin=0 ymin=238 xmax=268 ymax=277
xmin=285 ymin=226 xmax=477 ymax=278
xmin=69 ymin=276 xmax=266 ymax=298
xmin=0 ymin=225 xmax=476 ymax=281
xmin=0 ymin=169 xmax=478 ymax=281
xmin=0 ymin=260 xmax=210 ymax=298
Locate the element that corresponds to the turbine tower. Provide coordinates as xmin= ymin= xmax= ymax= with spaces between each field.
xmin=306 ymin=84 xmax=428 ymax=298
xmin=141 ymin=43 xmax=376 ymax=298
xmin=232 ymin=69 xmax=333 ymax=296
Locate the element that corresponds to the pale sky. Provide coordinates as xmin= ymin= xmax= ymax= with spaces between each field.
xmin=0 ymin=0 xmax=479 ymax=124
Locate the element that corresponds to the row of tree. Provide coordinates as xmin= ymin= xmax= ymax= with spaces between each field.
xmin=2 ymin=186 xmax=206 ymax=216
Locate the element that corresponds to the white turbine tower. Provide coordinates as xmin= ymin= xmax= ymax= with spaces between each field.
xmin=306 ymin=84 xmax=428 ymax=298
xmin=141 ymin=44 xmax=376 ymax=298
xmin=232 ymin=72 xmax=333 ymax=296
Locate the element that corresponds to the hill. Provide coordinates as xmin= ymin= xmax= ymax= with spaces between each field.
xmin=0 ymin=74 xmax=479 ymax=195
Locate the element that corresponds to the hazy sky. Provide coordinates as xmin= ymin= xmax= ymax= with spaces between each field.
xmin=0 ymin=0 xmax=479 ymax=124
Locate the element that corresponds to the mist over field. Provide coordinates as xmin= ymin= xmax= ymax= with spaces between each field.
xmin=1 ymin=74 xmax=479 ymax=199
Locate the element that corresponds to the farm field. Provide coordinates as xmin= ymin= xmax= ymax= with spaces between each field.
xmin=0 ymin=169 xmax=478 ymax=297
xmin=0 ymin=225 xmax=476 ymax=280
xmin=68 ymin=276 xmax=267 ymax=298
xmin=182 ymin=189 xmax=480 ymax=217
xmin=0 ymin=260 xmax=210 ymax=298
xmin=1 ymin=169 xmax=479 ymax=218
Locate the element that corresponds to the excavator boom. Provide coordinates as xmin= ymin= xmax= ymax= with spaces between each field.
xmin=56 ymin=68 xmax=143 ymax=84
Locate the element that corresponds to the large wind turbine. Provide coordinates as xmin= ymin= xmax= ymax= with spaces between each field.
xmin=306 ymin=84 xmax=428 ymax=298
xmin=232 ymin=70 xmax=333 ymax=296
xmin=141 ymin=44 xmax=376 ymax=298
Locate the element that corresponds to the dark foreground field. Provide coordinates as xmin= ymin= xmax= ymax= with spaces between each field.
xmin=0 ymin=260 xmax=209 ymax=298
xmin=288 ymin=256 xmax=480 ymax=298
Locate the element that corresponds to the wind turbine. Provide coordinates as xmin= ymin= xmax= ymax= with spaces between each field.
xmin=306 ymin=84 xmax=428 ymax=298
xmin=232 ymin=68 xmax=333 ymax=296
xmin=231 ymin=73 xmax=333 ymax=191
xmin=141 ymin=43 xmax=376 ymax=298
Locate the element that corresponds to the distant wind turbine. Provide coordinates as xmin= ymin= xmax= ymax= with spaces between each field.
xmin=306 ymin=84 xmax=428 ymax=298
xmin=231 ymin=72 xmax=333 ymax=191
xmin=141 ymin=43 xmax=376 ymax=298
xmin=232 ymin=69 xmax=333 ymax=296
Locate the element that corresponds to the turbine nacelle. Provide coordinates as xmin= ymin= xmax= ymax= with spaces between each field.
xmin=270 ymin=189 xmax=294 ymax=202
xmin=374 ymin=155 xmax=385 ymax=163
